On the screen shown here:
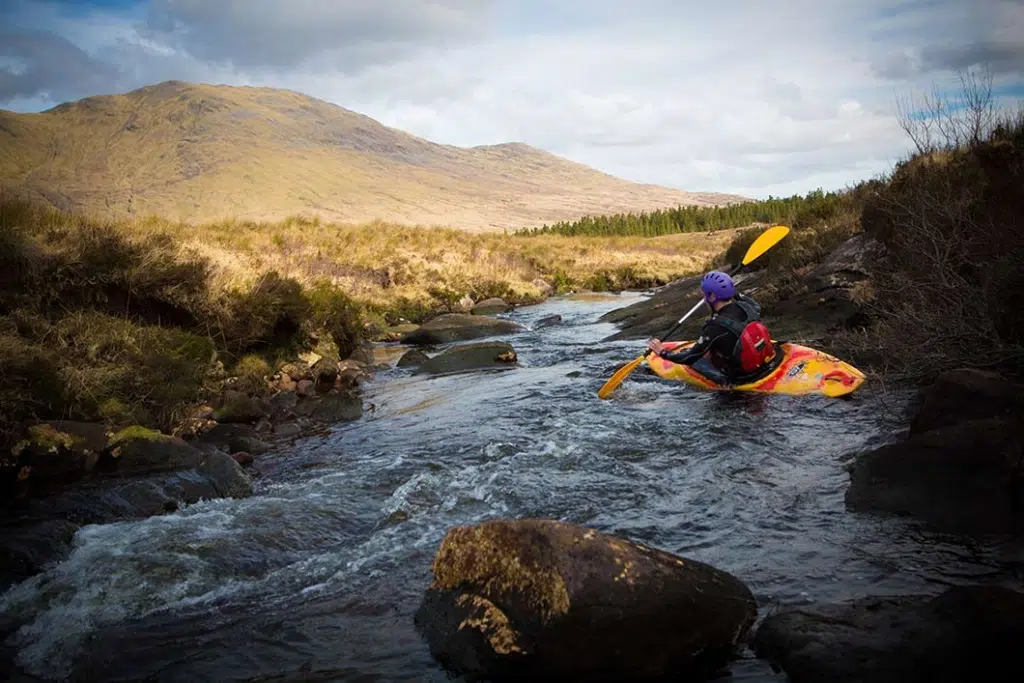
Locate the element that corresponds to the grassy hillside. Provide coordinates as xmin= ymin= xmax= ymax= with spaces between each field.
xmin=0 ymin=80 xmax=747 ymax=232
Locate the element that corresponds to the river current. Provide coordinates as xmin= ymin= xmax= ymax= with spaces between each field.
xmin=1 ymin=292 xmax=1013 ymax=682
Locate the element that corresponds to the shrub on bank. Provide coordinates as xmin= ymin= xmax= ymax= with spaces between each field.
xmin=0 ymin=199 xmax=366 ymax=451
xmin=858 ymin=109 xmax=1024 ymax=379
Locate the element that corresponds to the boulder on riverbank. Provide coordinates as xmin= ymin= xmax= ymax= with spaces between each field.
xmin=414 ymin=518 xmax=757 ymax=681
xmin=751 ymin=585 xmax=1024 ymax=683
xmin=400 ymin=313 xmax=525 ymax=345
xmin=908 ymin=367 xmax=1024 ymax=435
xmin=845 ymin=367 xmax=1024 ymax=536
xmin=414 ymin=342 xmax=518 ymax=375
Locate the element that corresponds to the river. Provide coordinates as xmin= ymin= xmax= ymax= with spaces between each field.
xmin=0 ymin=292 xmax=1013 ymax=682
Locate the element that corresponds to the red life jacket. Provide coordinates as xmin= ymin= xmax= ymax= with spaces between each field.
xmin=711 ymin=297 xmax=777 ymax=374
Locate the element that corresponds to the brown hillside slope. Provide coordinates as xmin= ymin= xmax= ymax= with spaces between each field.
xmin=0 ymin=81 xmax=748 ymax=232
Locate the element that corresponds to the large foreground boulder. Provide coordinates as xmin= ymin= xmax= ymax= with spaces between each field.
xmin=414 ymin=519 xmax=757 ymax=681
xmin=400 ymin=314 xmax=525 ymax=345
xmin=751 ymin=585 xmax=1024 ymax=683
xmin=414 ymin=342 xmax=519 ymax=375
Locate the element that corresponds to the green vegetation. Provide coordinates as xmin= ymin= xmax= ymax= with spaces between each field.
xmin=0 ymin=200 xmax=364 ymax=451
xmin=518 ymin=188 xmax=846 ymax=237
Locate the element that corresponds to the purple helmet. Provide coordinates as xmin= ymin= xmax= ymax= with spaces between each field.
xmin=701 ymin=270 xmax=735 ymax=300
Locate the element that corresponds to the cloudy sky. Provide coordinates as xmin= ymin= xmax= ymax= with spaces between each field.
xmin=2 ymin=0 xmax=1023 ymax=199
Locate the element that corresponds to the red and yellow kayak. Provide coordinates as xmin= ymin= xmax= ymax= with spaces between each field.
xmin=646 ymin=341 xmax=866 ymax=397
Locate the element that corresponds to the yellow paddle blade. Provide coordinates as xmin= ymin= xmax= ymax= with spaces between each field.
xmin=597 ymin=354 xmax=647 ymax=399
xmin=742 ymin=225 xmax=790 ymax=266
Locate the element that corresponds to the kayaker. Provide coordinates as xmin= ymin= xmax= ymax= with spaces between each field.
xmin=646 ymin=270 xmax=777 ymax=384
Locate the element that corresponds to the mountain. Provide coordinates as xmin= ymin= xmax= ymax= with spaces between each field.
xmin=0 ymin=81 xmax=749 ymax=231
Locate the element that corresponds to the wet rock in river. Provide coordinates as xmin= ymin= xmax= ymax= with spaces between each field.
xmin=337 ymin=359 xmax=374 ymax=388
xmin=266 ymin=391 xmax=299 ymax=420
xmin=472 ymin=297 xmax=513 ymax=315
xmin=97 ymin=427 xmax=202 ymax=476
xmin=198 ymin=450 xmax=254 ymax=499
xmin=752 ymin=585 xmax=1024 ymax=683
xmin=0 ymin=518 xmax=80 ymax=590
xmin=845 ymin=367 xmax=1024 ymax=537
xmin=18 ymin=450 xmax=253 ymax=529
xmin=272 ymin=422 xmax=303 ymax=439
xmin=397 ymin=348 xmax=430 ymax=368
xmin=414 ymin=342 xmax=518 ymax=375
xmin=400 ymin=313 xmax=525 ymax=345
xmin=908 ymin=367 xmax=1024 ymax=435
xmin=414 ymin=518 xmax=757 ymax=681
xmin=348 ymin=342 xmax=376 ymax=365
xmin=212 ymin=389 xmax=266 ymax=424
xmin=194 ymin=423 xmax=270 ymax=455
xmin=534 ymin=314 xmax=562 ymax=329
xmin=307 ymin=390 xmax=363 ymax=423
xmin=846 ymin=416 xmax=1024 ymax=536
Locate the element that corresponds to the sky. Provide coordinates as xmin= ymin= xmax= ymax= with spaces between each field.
xmin=2 ymin=0 xmax=1023 ymax=199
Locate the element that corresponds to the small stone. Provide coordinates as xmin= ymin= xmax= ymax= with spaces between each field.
xmin=232 ymin=452 xmax=255 ymax=467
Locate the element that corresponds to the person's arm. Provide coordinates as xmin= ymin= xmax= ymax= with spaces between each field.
xmin=658 ymin=325 xmax=720 ymax=365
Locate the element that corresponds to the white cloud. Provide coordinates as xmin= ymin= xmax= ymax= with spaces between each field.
xmin=1 ymin=0 xmax=1022 ymax=199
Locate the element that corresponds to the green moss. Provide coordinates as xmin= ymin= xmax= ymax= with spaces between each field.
xmin=109 ymin=425 xmax=175 ymax=446
xmin=11 ymin=424 xmax=78 ymax=458
xmin=432 ymin=523 xmax=571 ymax=623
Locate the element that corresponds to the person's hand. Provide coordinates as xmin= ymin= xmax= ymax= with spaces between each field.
xmin=647 ymin=338 xmax=664 ymax=355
